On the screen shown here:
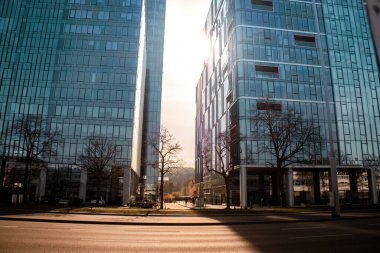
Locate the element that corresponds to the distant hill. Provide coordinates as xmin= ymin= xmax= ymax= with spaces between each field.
xmin=167 ymin=167 xmax=195 ymax=194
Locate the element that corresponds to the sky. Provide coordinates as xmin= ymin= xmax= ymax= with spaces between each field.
xmin=161 ymin=0 xmax=212 ymax=168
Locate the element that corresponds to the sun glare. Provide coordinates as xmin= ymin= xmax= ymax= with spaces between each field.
xmin=164 ymin=1 xmax=211 ymax=81
xmin=162 ymin=0 xmax=212 ymax=167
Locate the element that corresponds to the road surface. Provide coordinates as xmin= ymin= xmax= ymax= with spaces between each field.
xmin=0 ymin=216 xmax=379 ymax=252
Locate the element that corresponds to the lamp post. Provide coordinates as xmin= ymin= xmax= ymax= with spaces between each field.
xmin=312 ymin=0 xmax=340 ymax=217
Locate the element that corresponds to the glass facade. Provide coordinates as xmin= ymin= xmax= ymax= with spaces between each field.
xmin=141 ymin=0 xmax=166 ymax=189
xmin=0 ymin=0 xmax=165 ymax=203
xmin=323 ymin=0 xmax=380 ymax=164
xmin=196 ymin=0 xmax=380 ymax=205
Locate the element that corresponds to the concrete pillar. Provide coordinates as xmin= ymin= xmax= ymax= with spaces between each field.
xmin=122 ymin=166 xmax=131 ymax=206
xmin=258 ymin=174 xmax=265 ymax=206
xmin=349 ymin=170 xmax=359 ymax=203
xmin=285 ymin=168 xmax=294 ymax=207
xmin=271 ymin=171 xmax=282 ymax=205
xmin=79 ymin=169 xmax=87 ymax=203
xmin=38 ymin=167 xmax=47 ymax=200
xmin=313 ymin=171 xmax=321 ymax=205
xmin=368 ymin=168 xmax=379 ymax=205
xmin=240 ymin=166 xmax=247 ymax=208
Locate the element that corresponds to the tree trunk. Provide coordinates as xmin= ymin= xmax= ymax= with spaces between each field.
xmin=160 ymin=171 xmax=164 ymax=209
xmin=96 ymin=178 xmax=101 ymax=204
xmin=279 ymin=170 xmax=287 ymax=207
xmin=225 ymin=176 xmax=230 ymax=209
xmin=22 ymin=162 xmax=29 ymax=203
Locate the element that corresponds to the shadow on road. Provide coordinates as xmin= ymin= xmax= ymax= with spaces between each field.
xmin=200 ymin=206 xmax=380 ymax=253
xmin=1 ymin=202 xmax=380 ymax=252
xmin=0 ymin=203 xmax=81 ymax=216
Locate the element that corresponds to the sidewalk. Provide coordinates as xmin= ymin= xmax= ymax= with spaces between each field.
xmin=1 ymin=202 xmax=379 ymax=226
xmin=158 ymin=201 xmax=232 ymax=210
xmin=1 ymin=208 xmax=379 ymax=226
xmin=174 ymin=201 xmax=229 ymax=210
xmin=164 ymin=202 xmax=191 ymax=210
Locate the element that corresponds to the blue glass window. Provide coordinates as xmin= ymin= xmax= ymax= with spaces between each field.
xmin=251 ymin=0 xmax=273 ymax=11
xmin=255 ymin=65 xmax=279 ymax=79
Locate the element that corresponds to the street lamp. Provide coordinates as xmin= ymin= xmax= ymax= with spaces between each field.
xmin=141 ymin=175 xmax=146 ymax=200
xmin=312 ymin=0 xmax=340 ymax=217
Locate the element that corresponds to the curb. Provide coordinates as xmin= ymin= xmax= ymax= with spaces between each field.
xmin=1 ymin=214 xmax=380 ymax=227
xmin=0 ymin=208 xmax=332 ymax=218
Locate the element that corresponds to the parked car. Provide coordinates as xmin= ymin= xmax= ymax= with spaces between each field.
xmin=40 ymin=195 xmax=59 ymax=205
xmin=58 ymin=198 xmax=70 ymax=205
xmin=57 ymin=197 xmax=83 ymax=206
xmin=130 ymin=199 xmax=158 ymax=209
xmin=90 ymin=198 xmax=106 ymax=206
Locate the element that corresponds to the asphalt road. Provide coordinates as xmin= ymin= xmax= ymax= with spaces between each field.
xmin=0 ymin=217 xmax=380 ymax=253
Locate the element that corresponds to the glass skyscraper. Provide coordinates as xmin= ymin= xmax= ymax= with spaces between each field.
xmin=196 ymin=0 xmax=380 ymax=207
xmin=0 ymin=0 xmax=165 ymax=204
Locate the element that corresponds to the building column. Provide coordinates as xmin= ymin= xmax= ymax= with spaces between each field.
xmin=122 ymin=166 xmax=131 ymax=206
xmin=367 ymin=168 xmax=379 ymax=205
xmin=349 ymin=170 xmax=359 ymax=203
xmin=240 ymin=166 xmax=247 ymax=208
xmin=79 ymin=169 xmax=87 ymax=203
xmin=313 ymin=171 xmax=321 ymax=205
xmin=271 ymin=171 xmax=281 ymax=205
xmin=258 ymin=173 xmax=265 ymax=206
xmin=285 ymin=168 xmax=294 ymax=207
xmin=38 ymin=167 xmax=47 ymax=200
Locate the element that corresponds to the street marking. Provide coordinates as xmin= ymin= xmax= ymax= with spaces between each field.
xmin=80 ymin=239 xmax=125 ymax=242
xmin=281 ymin=226 xmax=324 ymax=231
xmin=80 ymin=238 xmax=160 ymax=243
xmin=71 ymin=228 xmax=121 ymax=231
xmin=289 ymin=234 xmax=352 ymax=240
xmin=368 ymin=223 xmax=380 ymax=226
xmin=72 ymin=228 xmax=188 ymax=235
xmin=0 ymin=225 xmax=18 ymax=228
xmin=266 ymin=215 xmax=298 ymax=221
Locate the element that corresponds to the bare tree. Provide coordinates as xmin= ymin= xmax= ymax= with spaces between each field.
xmin=148 ymin=127 xmax=182 ymax=209
xmin=363 ymin=155 xmax=380 ymax=169
xmin=78 ymin=136 xmax=119 ymax=205
xmin=11 ymin=115 xmax=60 ymax=203
xmin=202 ymin=131 xmax=236 ymax=209
xmin=254 ymin=100 xmax=320 ymax=207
